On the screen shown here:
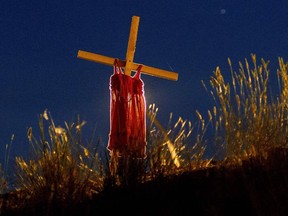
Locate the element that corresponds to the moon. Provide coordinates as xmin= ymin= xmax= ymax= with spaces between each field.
xmin=220 ymin=9 xmax=226 ymax=14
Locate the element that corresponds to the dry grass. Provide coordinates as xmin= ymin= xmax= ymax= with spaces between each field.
xmin=203 ymin=54 xmax=288 ymax=161
xmin=1 ymin=54 xmax=288 ymax=215
xmin=9 ymin=111 xmax=105 ymax=214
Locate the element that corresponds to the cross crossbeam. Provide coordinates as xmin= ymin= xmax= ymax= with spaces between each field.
xmin=77 ymin=50 xmax=178 ymax=81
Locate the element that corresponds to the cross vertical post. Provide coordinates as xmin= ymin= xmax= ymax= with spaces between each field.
xmin=125 ymin=16 xmax=140 ymax=76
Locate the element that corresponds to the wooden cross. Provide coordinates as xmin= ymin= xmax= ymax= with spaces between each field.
xmin=77 ymin=15 xmax=180 ymax=165
xmin=77 ymin=15 xmax=178 ymax=81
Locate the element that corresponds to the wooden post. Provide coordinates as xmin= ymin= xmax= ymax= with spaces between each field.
xmin=125 ymin=16 xmax=140 ymax=76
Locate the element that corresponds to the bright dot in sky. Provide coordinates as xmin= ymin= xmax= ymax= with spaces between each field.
xmin=220 ymin=9 xmax=226 ymax=14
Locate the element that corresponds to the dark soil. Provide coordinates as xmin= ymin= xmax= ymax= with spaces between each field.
xmin=1 ymin=148 xmax=288 ymax=216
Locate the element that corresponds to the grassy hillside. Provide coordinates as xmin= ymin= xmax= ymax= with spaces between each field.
xmin=1 ymin=54 xmax=288 ymax=215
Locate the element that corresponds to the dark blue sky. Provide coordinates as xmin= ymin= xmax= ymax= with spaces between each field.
xmin=1 ymin=0 xmax=288 ymax=163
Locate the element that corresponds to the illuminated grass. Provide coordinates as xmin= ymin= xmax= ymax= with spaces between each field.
xmin=203 ymin=54 xmax=288 ymax=162
xmin=146 ymin=103 xmax=210 ymax=179
xmin=15 ymin=111 xmax=105 ymax=209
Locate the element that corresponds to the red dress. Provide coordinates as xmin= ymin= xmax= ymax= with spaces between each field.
xmin=107 ymin=60 xmax=147 ymax=158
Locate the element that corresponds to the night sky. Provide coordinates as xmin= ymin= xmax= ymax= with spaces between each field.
xmin=1 ymin=0 xmax=288 ymax=164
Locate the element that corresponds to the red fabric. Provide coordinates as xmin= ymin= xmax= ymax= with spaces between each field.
xmin=107 ymin=60 xmax=147 ymax=158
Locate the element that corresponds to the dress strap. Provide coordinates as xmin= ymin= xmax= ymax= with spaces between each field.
xmin=134 ymin=64 xmax=143 ymax=79
xmin=113 ymin=59 xmax=122 ymax=74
